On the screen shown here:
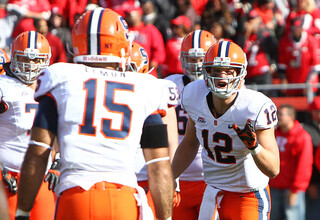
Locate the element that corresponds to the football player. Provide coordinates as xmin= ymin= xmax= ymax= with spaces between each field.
xmin=129 ymin=41 xmax=179 ymax=218
xmin=172 ymin=41 xmax=280 ymax=219
xmin=0 ymin=31 xmax=58 ymax=220
xmin=165 ymin=30 xmax=216 ymax=220
xmin=127 ymin=41 xmax=149 ymax=73
xmin=16 ymin=8 xmax=176 ymax=220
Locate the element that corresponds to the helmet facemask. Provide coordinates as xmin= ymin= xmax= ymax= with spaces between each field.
xmin=203 ymin=57 xmax=247 ymax=99
xmin=10 ymin=48 xmax=50 ymax=84
xmin=181 ymin=48 xmax=206 ymax=81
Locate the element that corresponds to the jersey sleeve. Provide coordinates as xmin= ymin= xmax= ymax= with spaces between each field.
xmin=160 ymin=79 xmax=179 ymax=107
xmin=34 ymin=63 xmax=63 ymax=100
xmin=255 ymin=100 xmax=278 ymax=130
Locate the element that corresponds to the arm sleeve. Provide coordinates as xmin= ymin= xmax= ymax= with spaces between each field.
xmin=33 ymin=95 xmax=58 ymax=135
xmin=140 ymin=114 xmax=168 ymax=148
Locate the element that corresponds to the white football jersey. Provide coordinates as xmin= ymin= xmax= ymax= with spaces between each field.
xmin=0 ymin=75 xmax=38 ymax=172
xmin=35 ymin=63 xmax=174 ymax=194
xmin=135 ymin=78 xmax=178 ymax=181
xmin=166 ymin=74 xmax=203 ymax=181
xmin=181 ymin=80 xmax=278 ymax=192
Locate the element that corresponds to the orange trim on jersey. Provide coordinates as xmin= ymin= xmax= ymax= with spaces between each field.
xmin=152 ymin=109 xmax=167 ymax=117
xmin=101 ymin=80 xmax=134 ymax=140
xmin=78 ymin=78 xmax=97 ymax=137
xmin=0 ymin=100 xmax=8 ymax=113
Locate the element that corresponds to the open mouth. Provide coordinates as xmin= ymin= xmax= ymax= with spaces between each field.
xmin=217 ymin=81 xmax=228 ymax=88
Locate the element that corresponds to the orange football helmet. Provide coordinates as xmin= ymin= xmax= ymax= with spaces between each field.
xmin=128 ymin=42 xmax=149 ymax=73
xmin=72 ymin=8 xmax=130 ymax=70
xmin=10 ymin=31 xmax=51 ymax=84
xmin=180 ymin=30 xmax=216 ymax=80
xmin=203 ymin=40 xmax=247 ymax=98
xmin=0 ymin=49 xmax=10 ymax=75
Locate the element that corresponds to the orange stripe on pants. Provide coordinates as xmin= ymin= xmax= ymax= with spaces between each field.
xmin=218 ymin=186 xmax=271 ymax=220
xmin=55 ymin=182 xmax=139 ymax=220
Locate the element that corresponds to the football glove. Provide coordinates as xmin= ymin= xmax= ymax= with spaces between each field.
xmin=0 ymin=163 xmax=17 ymax=194
xmin=0 ymin=88 xmax=8 ymax=113
xmin=44 ymin=158 xmax=60 ymax=192
xmin=173 ymin=178 xmax=181 ymax=207
xmin=232 ymin=119 xmax=259 ymax=150
xmin=173 ymin=191 xmax=181 ymax=208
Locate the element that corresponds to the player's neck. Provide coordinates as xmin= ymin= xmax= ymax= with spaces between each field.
xmin=28 ymin=83 xmax=37 ymax=90
xmin=211 ymin=93 xmax=237 ymax=116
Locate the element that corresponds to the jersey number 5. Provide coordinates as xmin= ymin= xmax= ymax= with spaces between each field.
xmin=79 ymin=79 xmax=133 ymax=139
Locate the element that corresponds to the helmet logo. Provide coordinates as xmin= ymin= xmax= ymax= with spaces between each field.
xmin=214 ymin=57 xmax=231 ymax=66
xmin=24 ymin=48 xmax=40 ymax=59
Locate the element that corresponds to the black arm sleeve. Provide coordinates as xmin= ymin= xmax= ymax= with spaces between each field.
xmin=140 ymin=114 xmax=169 ymax=148
xmin=33 ymin=95 xmax=58 ymax=135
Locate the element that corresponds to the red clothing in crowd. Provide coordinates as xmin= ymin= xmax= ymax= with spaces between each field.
xmin=89 ymin=0 xmax=134 ymax=9
xmin=50 ymin=0 xmax=88 ymax=27
xmin=190 ymin=0 xmax=208 ymax=16
xmin=162 ymin=37 xmax=183 ymax=78
xmin=316 ymin=144 xmax=320 ymax=173
xmin=285 ymin=10 xmax=320 ymax=36
xmin=8 ymin=0 xmax=51 ymax=38
xmin=243 ymin=30 xmax=274 ymax=79
xmin=270 ymin=120 xmax=313 ymax=193
xmin=278 ymin=31 xmax=320 ymax=95
xmin=129 ymin=22 xmax=165 ymax=77
xmin=45 ymin=32 xmax=67 ymax=65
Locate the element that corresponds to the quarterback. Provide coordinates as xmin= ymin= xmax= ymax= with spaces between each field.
xmin=172 ymin=40 xmax=280 ymax=220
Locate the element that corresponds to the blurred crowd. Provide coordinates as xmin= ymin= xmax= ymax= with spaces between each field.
xmin=0 ymin=0 xmax=319 ymax=97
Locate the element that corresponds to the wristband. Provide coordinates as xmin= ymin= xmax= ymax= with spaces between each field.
xmin=29 ymin=140 xmax=52 ymax=150
xmin=250 ymin=144 xmax=262 ymax=155
xmin=16 ymin=209 xmax=30 ymax=217
xmin=145 ymin=157 xmax=170 ymax=165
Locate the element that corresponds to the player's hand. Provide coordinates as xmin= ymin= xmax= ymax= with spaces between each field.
xmin=232 ymin=119 xmax=258 ymax=150
xmin=1 ymin=165 xmax=17 ymax=194
xmin=173 ymin=178 xmax=181 ymax=207
xmin=44 ymin=159 xmax=60 ymax=192
xmin=173 ymin=190 xmax=181 ymax=207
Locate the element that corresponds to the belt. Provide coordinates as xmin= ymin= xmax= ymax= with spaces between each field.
xmin=63 ymin=181 xmax=136 ymax=194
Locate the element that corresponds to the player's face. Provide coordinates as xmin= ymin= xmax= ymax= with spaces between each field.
xmin=187 ymin=56 xmax=203 ymax=73
xmin=205 ymin=67 xmax=239 ymax=90
xmin=17 ymin=55 xmax=45 ymax=71
xmin=277 ymin=107 xmax=293 ymax=127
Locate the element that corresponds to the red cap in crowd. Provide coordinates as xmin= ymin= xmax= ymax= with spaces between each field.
xmin=170 ymin=15 xmax=191 ymax=29
xmin=117 ymin=2 xmax=143 ymax=16
xmin=291 ymin=16 xmax=304 ymax=28
xmin=247 ymin=9 xmax=259 ymax=20
xmin=51 ymin=5 xmax=63 ymax=16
